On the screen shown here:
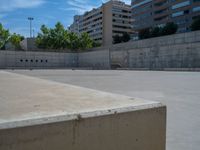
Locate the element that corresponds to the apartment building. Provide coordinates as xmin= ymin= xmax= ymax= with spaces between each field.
xmin=69 ymin=0 xmax=133 ymax=46
xmin=68 ymin=15 xmax=82 ymax=35
xmin=132 ymin=0 xmax=200 ymax=33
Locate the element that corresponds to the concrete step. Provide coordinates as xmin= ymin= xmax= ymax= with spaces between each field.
xmin=0 ymin=71 xmax=166 ymax=150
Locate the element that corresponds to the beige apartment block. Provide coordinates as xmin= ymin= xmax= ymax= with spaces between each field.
xmin=69 ymin=0 xmax=133 ymax=46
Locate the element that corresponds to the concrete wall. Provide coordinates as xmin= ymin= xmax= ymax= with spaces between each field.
xmin=78 ymin=50 xmax=110 ymax=69
xmin=0 ymin=51 xmax=78 ymax=69
xmin=20 ymin=38 xmax=38 ymax=51
xmin=0 ymin=50 xmax=110 ymax=69
xmin=94 ymin=31 xmax=200 ymax=69
xmin=0 ymin=107 xmax=166 ymax=150
xmin=0 ymin=71 xmax=166 ymax=150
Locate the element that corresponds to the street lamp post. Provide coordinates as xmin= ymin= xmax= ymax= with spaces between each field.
xmin=28 ymin=17 xmax=34 ymax=38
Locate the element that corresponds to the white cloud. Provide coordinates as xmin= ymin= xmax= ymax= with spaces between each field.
xmin=0 ymin=0 xmax=45 ymax=12
xmin=66 ymin=0 xmax=96 ymax=14
xmin=122 ymin=0 xmax=131 ymax=4
xmin=101 ymin=0 xmax=131 ymax=4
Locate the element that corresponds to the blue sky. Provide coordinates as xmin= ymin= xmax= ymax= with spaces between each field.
xmin=0 ymin=0 xmax=131 ymax=37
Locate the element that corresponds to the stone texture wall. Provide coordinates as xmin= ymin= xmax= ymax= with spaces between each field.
xmin=78 ymin=50 xmax=110 ymax=69
xmin=0 ymin=50 xmax=110 ymax=69
xmin=108 ymin=31 xmax=200 ymax=69
xmin=0 ymin=51 xmax=78 ymax=69
xmin=1 ymin=31 xmax=200 ymax=70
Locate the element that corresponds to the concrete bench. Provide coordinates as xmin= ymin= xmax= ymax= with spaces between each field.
xmin=0 ymin=71 xmax=166 ymax=150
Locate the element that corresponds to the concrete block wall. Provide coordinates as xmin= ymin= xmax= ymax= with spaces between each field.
xmin=0 ymin=50 xmax=110 ymax=69
xmin=0 ymin=51 xmax=78 ymax=69
xmin=106 ymin=31 xmax=200 ymax=69
xmin=78 ymin=50 xmax=110 ymax=69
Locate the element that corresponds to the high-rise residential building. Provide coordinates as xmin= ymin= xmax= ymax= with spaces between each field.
xmin=68 ymin=15 xmax=82 ymax=35
xmin=69 ymin=0 xmax=133 ymax=46
xmin=132 ymin=0 xmax=200 ymax=33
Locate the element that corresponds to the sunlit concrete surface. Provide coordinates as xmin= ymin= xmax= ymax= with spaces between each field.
xmin=8 ymin=69 xmax=200 ymax=150
xmin=0 ymin=71 xmax=166 ymax=150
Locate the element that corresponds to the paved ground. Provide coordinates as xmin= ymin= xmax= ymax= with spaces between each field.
xmin=7 ymin=69 xmax=200 ymax=150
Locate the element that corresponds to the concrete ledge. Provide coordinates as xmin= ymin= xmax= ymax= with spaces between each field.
xmin=0 ymin=71 xmax=166 ymax=150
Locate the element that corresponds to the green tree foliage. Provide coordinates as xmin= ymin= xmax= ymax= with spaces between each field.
xmin=113 ymin=32 xmax=130 ymax=44
xmin=0 ymin=23 xmax=10 ymax=49
xmin=150 ymin=27 xmax=162 ymax=37
xmin=36 ymin=22 xmax=100 ymax=51
xmin=113 ymin=35 xmax=122 ymax=44
xmin=139 ymin=22 xmax=178 ymax=39
xmin=36 ymin=23 xmax=69 ymax=49
xmin=0 ymin=23 xmax=24 ymax=50
xmin=139 ymin=28 xmax=151 ymax=39
xmin=162 ymin=22 xmax=178 ymax=35
xmin=92 ymin=41 xmax=101 ymax=47
xmin=121 ymin=32 xmax=130 ymax=42
xmin=191 ymin=17 xmax=200 ymax=31
xmin=79 ymin=32 xmax=93 ymax=50
xmin=9 ymin=33 xmax=24 ymax=49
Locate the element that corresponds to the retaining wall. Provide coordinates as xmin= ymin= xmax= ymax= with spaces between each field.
xmin=0 ymin=50 xmax=110 ymax=69
xmin=0 ymin=51 xmax=78 ymax=69
xmin=95 ymin=31 xmax=200 ymax=69
xmin=78 ymin=50 xmax=110 ymax=69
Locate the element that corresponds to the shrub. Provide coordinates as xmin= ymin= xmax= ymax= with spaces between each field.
xmin=139 ymin=28 xmax=151 ymax=39
xmin=191 ymin=17 xmax=200 ymax=31
xmin=139 ymin=22 xmax=178 ymax=40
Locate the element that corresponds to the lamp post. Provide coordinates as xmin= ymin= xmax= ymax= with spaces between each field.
xmin=28 ymin=17 xmax=34 ymax=38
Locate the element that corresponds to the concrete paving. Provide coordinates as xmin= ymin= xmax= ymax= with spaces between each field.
xmin=0 ymin=71 xmax=166 ymax=150
xmin=0 ymin=71 xmax=161 ymax=129
xmin=6 ymin=69 xmax=200 ymax=150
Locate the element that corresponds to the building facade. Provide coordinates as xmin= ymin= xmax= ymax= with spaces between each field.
xmin=69 ymin=0 xmax=133 ymax=46
xmin=132 ymin=0 xmax=200 ymax=33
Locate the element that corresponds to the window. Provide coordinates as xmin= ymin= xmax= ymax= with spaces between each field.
xmin=172 ymin=10 xmax=189 ymax=17
xmin=172 ymin=1 xmax=190 ymax=10
xmin=132 ymin=0 xmax=152 ymax=9
xmin=193 ymin=6 xmax=200 ymax=12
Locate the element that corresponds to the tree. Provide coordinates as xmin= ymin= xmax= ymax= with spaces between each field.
xmin=121 ymin=32 xmax=130 ymax=42
xmin=162 ymin=22 xmax=178 ymax=35
xmin=68 ymin=32 xmax=80 ymax=51
xmin=36 ymin=22 xmax=97 ymax=51
xmin=138 ymin=23 xmax=178 ymax=40
xmin=139 ymin=28 xmax=151 ymax=39
xmin=150 ymin=27 xmax=162 ymax=37
xmin=0 ymin=23 xmax=10 ymax=49
xmin=191 ymin=17 xmax=200 ymax=31
xmin=113 ymin=33 xmax=131 ymax=44
xmin=92 ymin=41 xmax=101 ymax=47
xmin=79 ymin=32 xmax=93 ymax=50
xmin=113 ymin=35 xmax=122 ymax=44
xmin=9 ymin=33 xmax=24 ymax=50
xmin=35 ymin=25 xmax=50 ymax=49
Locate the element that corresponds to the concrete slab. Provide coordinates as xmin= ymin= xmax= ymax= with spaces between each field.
xmin=0 ymin=71 xmax=166 ymax=150
xmin=7 ymin=69 xmax=200 ymax=150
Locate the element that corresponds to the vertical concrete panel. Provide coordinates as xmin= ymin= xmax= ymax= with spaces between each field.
xmin=78 ymin=50 xmax=110 ymax=69
xmin=0 ymin=107 xmax=166 ymax=150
